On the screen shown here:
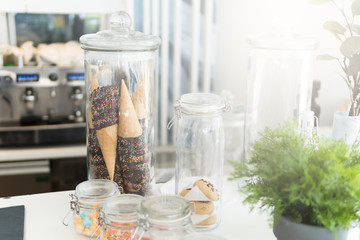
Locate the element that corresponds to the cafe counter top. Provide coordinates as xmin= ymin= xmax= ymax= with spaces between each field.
xmin=0 ymin=178 xmax=359 ymax=240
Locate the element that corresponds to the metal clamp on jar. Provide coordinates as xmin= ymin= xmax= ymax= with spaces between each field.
xmin=90 ymin=194 xmax=144 ymax=240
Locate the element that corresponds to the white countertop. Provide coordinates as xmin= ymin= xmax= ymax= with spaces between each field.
xmin=0 ymin=179 xmax=358 ymax=240
xmin=0 ymin=179 xmax=273 ymax=240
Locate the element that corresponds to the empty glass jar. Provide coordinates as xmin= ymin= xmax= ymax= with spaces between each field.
xmin=63 ymin=179 xmax=120 ymax=237
xmin=132 ymin=195 xmax=192 ymax=240
xmin=171 ymin=93 xmax=228 ymax=231
xmin=244 ymin=34 xmax=317 ymax=157
xmin=96 ymin=194 xmax=144 ymax=240
xmin=80 ymin=11 xmax=161 ymax=196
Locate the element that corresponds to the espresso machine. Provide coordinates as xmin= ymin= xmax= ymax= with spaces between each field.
xmin=0 ymin=66 xmax=86 ymax=146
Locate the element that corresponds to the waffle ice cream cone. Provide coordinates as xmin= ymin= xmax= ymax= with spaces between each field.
xmin=97 ymin=124 xmax=117 ymax=180
xmin=118 ymin=80 xmax=142 ymax=138
xmin=132 ymin=70 xmax=149 ymax=120
xmin=118 ymin=79 xmax=149 ymax=196
xmin=90 ymin=73 xmax=119 ymax=181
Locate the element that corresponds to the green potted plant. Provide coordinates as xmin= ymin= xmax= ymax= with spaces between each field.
xmin=310 ymin=0 xmax=360 ymax=144
xmin=231 ymin=120 xmax=360 ymax=240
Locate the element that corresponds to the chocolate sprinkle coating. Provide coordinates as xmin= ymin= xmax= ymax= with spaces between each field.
xmin=122 ymin=178 xmax=149 ymax=196
xmin=120 ymin=161 xmax=150 ymax=173
xmin=88 ymin=85 xmax=152 ymax=196
xmin=120 ymin=156 xmax=151 ymax=195
xmin=88 ymin=129 xmax=124 ymax=193
xmin=90 ymin=86 xmax=120 ymax=130
xmin=118 ymin=135 xmax=151 ymax=195
xmin=88 ymin=129 xmax=104 ymax=162
xmin=119 ymin=154 xmax=148 ymax=164
xmin=118 ymin=135 xmax=146 ymax=155
xmin=117 ymin=122 xmax=151 ymax=196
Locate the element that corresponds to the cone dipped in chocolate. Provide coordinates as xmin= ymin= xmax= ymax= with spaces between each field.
xmin=88 ymin=76 xmax=106 ymax=179
xmin=90 ymin=74 xmax=120 ymax=181
xmin=118 ymin=79 xmax=150 ymax=195
xmin=88 ymin=128 xmax=109 ymax=180
xmin=118 ymin=79 xmax=143 ymax=138
xmin=96 ymin=124 xmax=117 ymax=180
xmin=132 ymin=70 xmax=150 ymax=120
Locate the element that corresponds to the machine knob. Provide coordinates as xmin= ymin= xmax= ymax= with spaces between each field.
xmin=71 ymin=87 xmax=84 ymax=101
xmin=48 ymin=73 xmax=58 ymax=81
xmin=3 ymin=76 xmax=12 ymax=83
xmin=23 ymin=87 xmax=36 ymax=102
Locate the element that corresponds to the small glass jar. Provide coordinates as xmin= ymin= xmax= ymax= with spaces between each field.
xmin=97 ymin=194 xmax=144 ymax=240
xmin=132 ymin=195 xmax=192 ymax=240
xmin=63 ymin=179 xmax=120 ymax=237
xmin=171 ymin=93 xmax=228 ymax=231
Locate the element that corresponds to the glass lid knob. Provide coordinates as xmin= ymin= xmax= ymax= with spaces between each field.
xmin=110 ymin=11 xmax=131 ymax=33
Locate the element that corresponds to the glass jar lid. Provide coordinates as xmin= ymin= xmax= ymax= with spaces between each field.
xmin=80 ymin=11 xmax=161 ymax=51
xmin=140 ymin=195 xmax=190 ymax=222
xmin=177 ymin=93 xmax=227 ymax=115
xmin=102 ymin=194 xmax=144 ymax=222
xmin=75 ymin=179 xmax=120 ymax=204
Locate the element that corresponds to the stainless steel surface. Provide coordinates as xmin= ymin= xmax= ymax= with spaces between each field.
xmin=0 ymin=122 xmax=86 ymax=147
xmin=0 ymin=66 xmax=86 ymax=146
xmin=0 ymin=160 xmax=50 ymax=176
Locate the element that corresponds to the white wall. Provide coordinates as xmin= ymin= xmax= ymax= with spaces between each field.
xmin=0 ymin=0 xmax=125 ymax=14
xmin=215 ymin=0 xmax=349 ymax=126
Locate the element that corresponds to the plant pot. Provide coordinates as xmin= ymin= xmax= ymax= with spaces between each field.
xmin=273 ymin=216 xmax=348 ymax=240
xmin=332 ymin=111 xmax=360 ymax=145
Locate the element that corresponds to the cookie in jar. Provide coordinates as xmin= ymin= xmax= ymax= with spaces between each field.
xmin=180 ymin=179 xmax=221 ymax=230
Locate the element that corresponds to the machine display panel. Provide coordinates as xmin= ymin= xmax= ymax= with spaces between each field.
xmin=67 ymin=73 xmax=84 ymax=81
xmin=16 ymin=74 xmax=39 ymax=82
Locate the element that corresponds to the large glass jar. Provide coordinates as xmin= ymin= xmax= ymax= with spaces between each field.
xmin=97 ymin=194 xmax=144 ymax=240
xmin=172 ymin=93 xmax=228 ymax=231
xmin=80 ymin=11 xmax=161 ymax=196
xmin=244 ymin=34 xmax=317 ymax=157
xmin=132 ymin=195 xmax=192 ymax=240
xmin=63 ymin=179 xmax=120 ymax=237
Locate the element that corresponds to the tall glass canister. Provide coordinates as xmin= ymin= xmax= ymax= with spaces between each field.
xmin=172 ymin=93 xmax=228 ymax=231
xmin=244 ymin=34 xmax=318 ymax=157
xmin=80 ymin=11 xmax=161 ymax=196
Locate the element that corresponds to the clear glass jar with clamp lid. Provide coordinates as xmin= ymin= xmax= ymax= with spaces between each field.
xmin=63 ymin=179 xmax=120 ymax=236
xmin=91 ymin=194 xmax=144 ymax=240
xmin=131 ymin=195 xmax=193 ymax=240
xmin=168 ymin=93 xmax=229 ymax=231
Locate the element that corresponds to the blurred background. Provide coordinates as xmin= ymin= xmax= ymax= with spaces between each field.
xmin=0 ymin=0 xmax=346 ymax=196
